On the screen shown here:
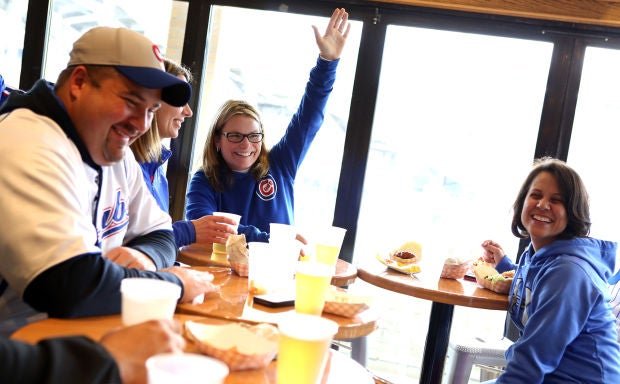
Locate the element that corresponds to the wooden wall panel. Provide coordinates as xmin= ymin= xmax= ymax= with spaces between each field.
xmin=373 ymin=0 xmax=620 ymax=28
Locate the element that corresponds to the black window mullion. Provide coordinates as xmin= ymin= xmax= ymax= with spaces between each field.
xmin=20 ymin=0 xmax=50 ymax=89
xmin=534 ymin=35 xmax=586 ymax=161
xmin=334 ymin=9 xmax=386 ymax=263
xmin=167 ymin=0 xmax=212 ymax=222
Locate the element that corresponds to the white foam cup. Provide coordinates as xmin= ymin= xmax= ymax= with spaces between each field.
xmin=120 ymin=278 xmax=181 ymax=326
xmin=146 ymin=352 xmax=229 ymax=384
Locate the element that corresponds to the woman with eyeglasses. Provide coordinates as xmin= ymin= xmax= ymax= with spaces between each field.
xmin=131 ymin=58 xmax=237 ymax=248
xmin=185 ymin=8 xmax=351 ymax=243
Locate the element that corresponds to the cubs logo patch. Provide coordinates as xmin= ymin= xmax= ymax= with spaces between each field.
xmin=256 ymin=175 xmax=277 ymax=201
xmin=100 ymin=189 xmax=129 ymax=240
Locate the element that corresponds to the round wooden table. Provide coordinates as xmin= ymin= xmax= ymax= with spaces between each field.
xmin=178 ymin=243 xmax=358 ymax=287
xmin=11 ymin=314 xmax=374 ymax=384
xmin=178 ymin=266 xmax=378 ymax=341
xmin=357 ymin=263 xmax=509 ymax=384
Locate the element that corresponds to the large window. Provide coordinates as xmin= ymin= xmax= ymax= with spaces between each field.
xmin=43 ymin=0 xmax=176 ymax=82
xmin=352 ymin=25 xmax=552 ymax=380
xmin=355 ymin=26 xmax=551 ymax=265
xmin=191 ymin=6 xmax=362 ymax=230
xmin=569 ymin=46 xmax=620 ymax=272
xmin=0 ymin=0 xmax=28 ymax=86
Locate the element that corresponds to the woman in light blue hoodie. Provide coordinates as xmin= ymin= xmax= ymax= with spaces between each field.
xmin=481 ymin=157 xmax=620 ymax=383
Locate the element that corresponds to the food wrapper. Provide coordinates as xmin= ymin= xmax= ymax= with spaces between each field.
xmin=226 ymin=234 xmax=248 ymax=277
xmin=475 ymin=275 xmax=512 ymax=294
xmin=322 ymin=287 xmax=371 ymax=318
xmin=472 ymin=260 xmax=513 ymax=294
xmin=185 ymin=321 xmax=279 ymax=371
xmin=440 ymin=258 xmax=470 ymax=279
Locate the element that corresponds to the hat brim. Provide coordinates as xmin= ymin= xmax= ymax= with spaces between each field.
xmin=116 ymin=66 xmax=191 ymax=107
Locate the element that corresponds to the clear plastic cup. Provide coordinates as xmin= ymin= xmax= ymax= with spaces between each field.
xmin=120 ymin=278 xmax=181 ymax=326
xmin=212 ymin=212 xmax=241 ymax=258
xmin=313 ymin=226 xmax=346 ymax=269
xmin=294 ymin=262 xmax=333 ymax=316
xmin=269 ymin=223 xmax=297 ymax=243
xmin=269 ymin=223 xmax=301 ymax=288
xmin=248 ymin=242 xmax=274 ymax=295
xmin=277 ymin=313 xmax=338 ymax=384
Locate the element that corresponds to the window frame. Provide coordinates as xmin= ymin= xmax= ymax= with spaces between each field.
xmin=19 ymin=0 xmax=620 ymax=262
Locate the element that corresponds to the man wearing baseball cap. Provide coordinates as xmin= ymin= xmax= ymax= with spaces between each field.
xmin=0 ymin=27 xmax=215 ymax=336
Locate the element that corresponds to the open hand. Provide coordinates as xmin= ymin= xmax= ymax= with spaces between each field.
xmin=313 ymin=8 xmax=351 ymax=61
xmin=100 ymin=319 xmax=185 ymax=384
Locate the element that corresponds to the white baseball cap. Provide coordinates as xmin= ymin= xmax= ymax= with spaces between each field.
xmin=68 ymin=26 xmax=191 ymax=107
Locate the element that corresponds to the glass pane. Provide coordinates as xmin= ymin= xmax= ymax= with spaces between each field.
xmin=355 ymin=25 xmax=552 ymax=380
xmin=568 ymin=46 xmax=620 ymax=272
xmin=0 ymin=0 xmax=28 ymax=86
xmin=357 ymin=26 xmax=551 ymax=262
xmin=193 ymin=6 xmax=361 ymax=229
xmin=44 ymin=0 xmax=177 ymax=82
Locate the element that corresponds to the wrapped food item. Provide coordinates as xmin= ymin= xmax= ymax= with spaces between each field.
xmin=472 ymin=260 xmax=515 ymax=294
xmin=441 ymin=257 xmax=470 ymax=279
xmin=226 ymin=234 xmax=248 ymax=277
xmin=185 ymin=321 xmax=279 ymax=371
xmin=472 ymin=260 xmax=499 ymax=280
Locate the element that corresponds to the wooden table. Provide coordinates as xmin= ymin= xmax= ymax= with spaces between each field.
xmin=178 ymin=243 xmax=358 ymax=287
xmin=357 ymin=263 xmax=509 ymax=384
xmin=11 ymin=314 xmax=374 ymax=384
xmin=179 ymin=266 xmax=378 ymax=341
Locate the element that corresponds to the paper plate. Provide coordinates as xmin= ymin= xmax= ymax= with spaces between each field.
xmin=376 ymin=254 xmax=421 ymax=274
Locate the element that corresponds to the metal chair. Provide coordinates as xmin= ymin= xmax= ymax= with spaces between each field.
xmin=443 ymin=336 xmax=512 ymax=384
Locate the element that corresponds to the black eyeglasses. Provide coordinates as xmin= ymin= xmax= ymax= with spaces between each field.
xmin=220 ymin=132 xmax=264 ymax=143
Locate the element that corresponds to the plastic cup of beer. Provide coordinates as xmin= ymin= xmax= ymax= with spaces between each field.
xmin=314 ymin=226 xmax=346 ymax=269
xmin=211 ymin=212 xmax=241 ymax=262
xmin=294 ymin=262 xmax=333 ymax=315
xmin=120 ymin=278 xmax=181 ymax=326
xmin=277 ymin=313 xmax=338 ymax=384
xmin=147 ymin=352 xmax=229 ymax=384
